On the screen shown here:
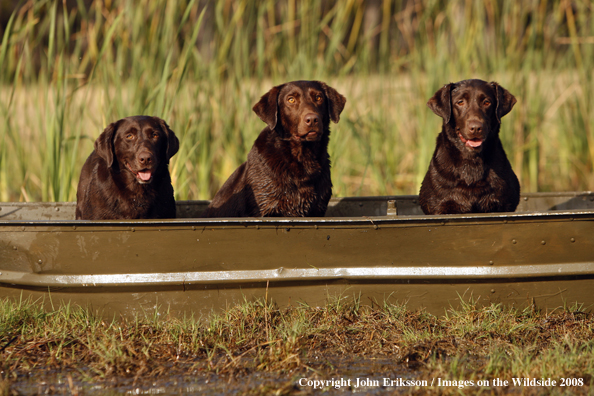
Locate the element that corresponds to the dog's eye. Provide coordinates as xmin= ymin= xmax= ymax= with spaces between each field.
xmin=315 ymin=94 xmax=323 ymax=102
xmin=287 ymin=97 xmax=296 ymax=104
xmin=483 ymin=100 xmax=491 ymax=107
xmin=456 ymin=100 xmax=465 ymax=106
xmin=126 ymin=133 xmax=134 ymax=140
xmin=152 ymin=132 xmax=159 ymax=139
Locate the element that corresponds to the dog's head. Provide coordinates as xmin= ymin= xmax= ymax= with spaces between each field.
xmin=94 ymin=116 xmax=179 ymax=184
xmin=252 ymin=80 xmax=346 ymax=142
xmin=427 ymin=79 xmax=516 ymax=153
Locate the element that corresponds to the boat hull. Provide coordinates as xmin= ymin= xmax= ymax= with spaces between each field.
xmin=1 ymin=192 xmax=594 ymax=317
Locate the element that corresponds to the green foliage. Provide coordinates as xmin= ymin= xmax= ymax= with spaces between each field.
xmin=0 ymin=0 xmax=593 ymax=202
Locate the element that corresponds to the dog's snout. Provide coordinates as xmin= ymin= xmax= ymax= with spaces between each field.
xmin=138 ymin=151 xmax=154 ymax=166
xmin=467 ymin=120 xmax=484 ymax=136
xmin=304 ymin=113 xmax=320 ymax=127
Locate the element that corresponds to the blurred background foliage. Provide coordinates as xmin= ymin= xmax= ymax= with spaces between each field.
xmin=0 ymin=0 xmax=592 ymax=202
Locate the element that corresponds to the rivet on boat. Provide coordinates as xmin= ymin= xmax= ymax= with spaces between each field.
xmin=192 ymin=226 xmax=196 ymax=231
xmin=12 ymin=246 xmax=17 ymax=250
xmin=327 ymin=235 xmax=330 ymax=240
xmin=541 ymin=240 xmax=546 ymax=245
xmin=131 ymin=228 xmax=135 ymax=232
xmin=524 ymin=197 xmax=528 ymax=201
xmin=315 ymin=225 xmax=318 ymax=229
xmin=55 ymin=207 xmax=60 ymax=211
xmin=374 ymin=225 xmax=379 ymax=230
xmin=512 ymin=239 xmax=517 ymax=244
xmin=21 ymin=226 xmax=25 ymax=231
xmin=286 ymin=228 xmax=290 ymax=232
xmin=441 ymin=221 xmax=445 ymax=225
xmin=72 ymin=226 xmax=76 ymax=230
xmin=489 ymin=261 xmax=494 ymax=265
xmin=38 ymin=260 xmax=42 ymax=264
xmin=571 ymin=238 xmax=576 ymax=242
xmin=491 ymin=289 xmax=496 ymax=293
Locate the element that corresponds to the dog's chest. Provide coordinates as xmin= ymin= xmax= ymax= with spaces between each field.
xmin=117 ymin=188 xmax=158 ymax=218
xmin=453 ymin=172 xmax=510 ymax=210
xmin=257 ymin=167 xmax=330 ymax=217
xmin=110 ymin=175 xmax=171 ymax=219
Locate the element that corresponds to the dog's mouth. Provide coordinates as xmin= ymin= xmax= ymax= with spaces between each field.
xmin=126 ymin=163 xmax=154 ymax=184
xmin=304 ymin=130 xmax=320 ymax=140
xmin=458 ymin=132 xmax=483 ymax=149
xmin=298 ymin=128 xmax=322 ymax=141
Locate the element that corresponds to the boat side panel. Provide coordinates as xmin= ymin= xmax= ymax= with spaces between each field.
xmin=1 ymin=218 xmax=593 ymax=275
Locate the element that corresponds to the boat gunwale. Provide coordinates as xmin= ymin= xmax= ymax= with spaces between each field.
xmin=1 ymin=208 xmax=594 ymax=228
xmin=1 ymin=191 xmax=594 ymax=226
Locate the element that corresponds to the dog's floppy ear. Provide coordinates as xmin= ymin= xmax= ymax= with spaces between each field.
xmin=317 ymin=81 xmax=347 ymax=123
xmin=155 ymin=117 xmax=179 ymax=161
xmin=253 ymin=84 xmax=283 ymax=131
xmin=427 ymin=83 xmax=453 ymax=124
xmin=94 ymin=120 xmax=121 ymax=168
xmin=490 ymin=82 xmax=517 ymax=123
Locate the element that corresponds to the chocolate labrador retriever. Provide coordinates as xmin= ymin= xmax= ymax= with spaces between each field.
xmin=76 ymin=116 xmax=179 ymax=220
xmin=419 ymin=79 xmax=520 ymax=214
xmin=204 ymin=80 xmax=346 ymax=217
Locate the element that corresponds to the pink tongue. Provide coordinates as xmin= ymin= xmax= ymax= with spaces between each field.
xmin=137 ymin=171 xmax=152 ymax=181
xmin=466 ymin=140 xmax=483 ymax=148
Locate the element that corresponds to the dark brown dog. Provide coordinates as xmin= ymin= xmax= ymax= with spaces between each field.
xmin=203 ymin=80 xmax=346 ymax=217
xmin=419 ymin=79 xmax=520 ymax=215
xmin=76 ymin=116 xmax=179 ymax=220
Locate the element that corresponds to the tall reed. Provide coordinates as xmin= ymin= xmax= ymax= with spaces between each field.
xmin=0 ymin=0 xmax=592 ymax=202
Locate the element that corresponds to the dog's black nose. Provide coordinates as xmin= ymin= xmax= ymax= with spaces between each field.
xmin=304 ymin=113 xmax=320 ymax=126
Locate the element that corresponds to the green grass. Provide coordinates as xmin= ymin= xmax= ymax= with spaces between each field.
xmin=0 ymin=0 xmax=593 ymax=203
xmin=1 ymin=296 xmax=593 ymax=394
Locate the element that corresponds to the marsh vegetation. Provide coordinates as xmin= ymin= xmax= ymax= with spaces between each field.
xmin=0 ymin=0 xmax=593 ymax=202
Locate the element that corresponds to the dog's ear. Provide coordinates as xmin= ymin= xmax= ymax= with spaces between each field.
xmin=317 ymin=81 xmax=347 ymax=123
xmin=253 ymin=85 xmax=283 ymax=131
xmin=490 ymin=82 xmax=517 ymax=123
xmin=427 ymin=83 xmax=453 ymax=124
xmin=155 ymin=117 xmax=179 ymax=161
xmin=94 ymin=120 xmax=120 ymax=168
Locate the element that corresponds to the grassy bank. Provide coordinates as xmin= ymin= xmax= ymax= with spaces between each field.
xmin=0 ymin=297 xmax=592 ymax=394
xmin=0 ymin=0 xmax=593 ymax=203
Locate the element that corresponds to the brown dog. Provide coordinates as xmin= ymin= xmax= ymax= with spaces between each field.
xmin=419 ymin=79 xmax=520 ymax=215
xmin=76 ymin=116 xmax=179 ymax=220
xmin=203 ymin=80 xmax=346 ymax=217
